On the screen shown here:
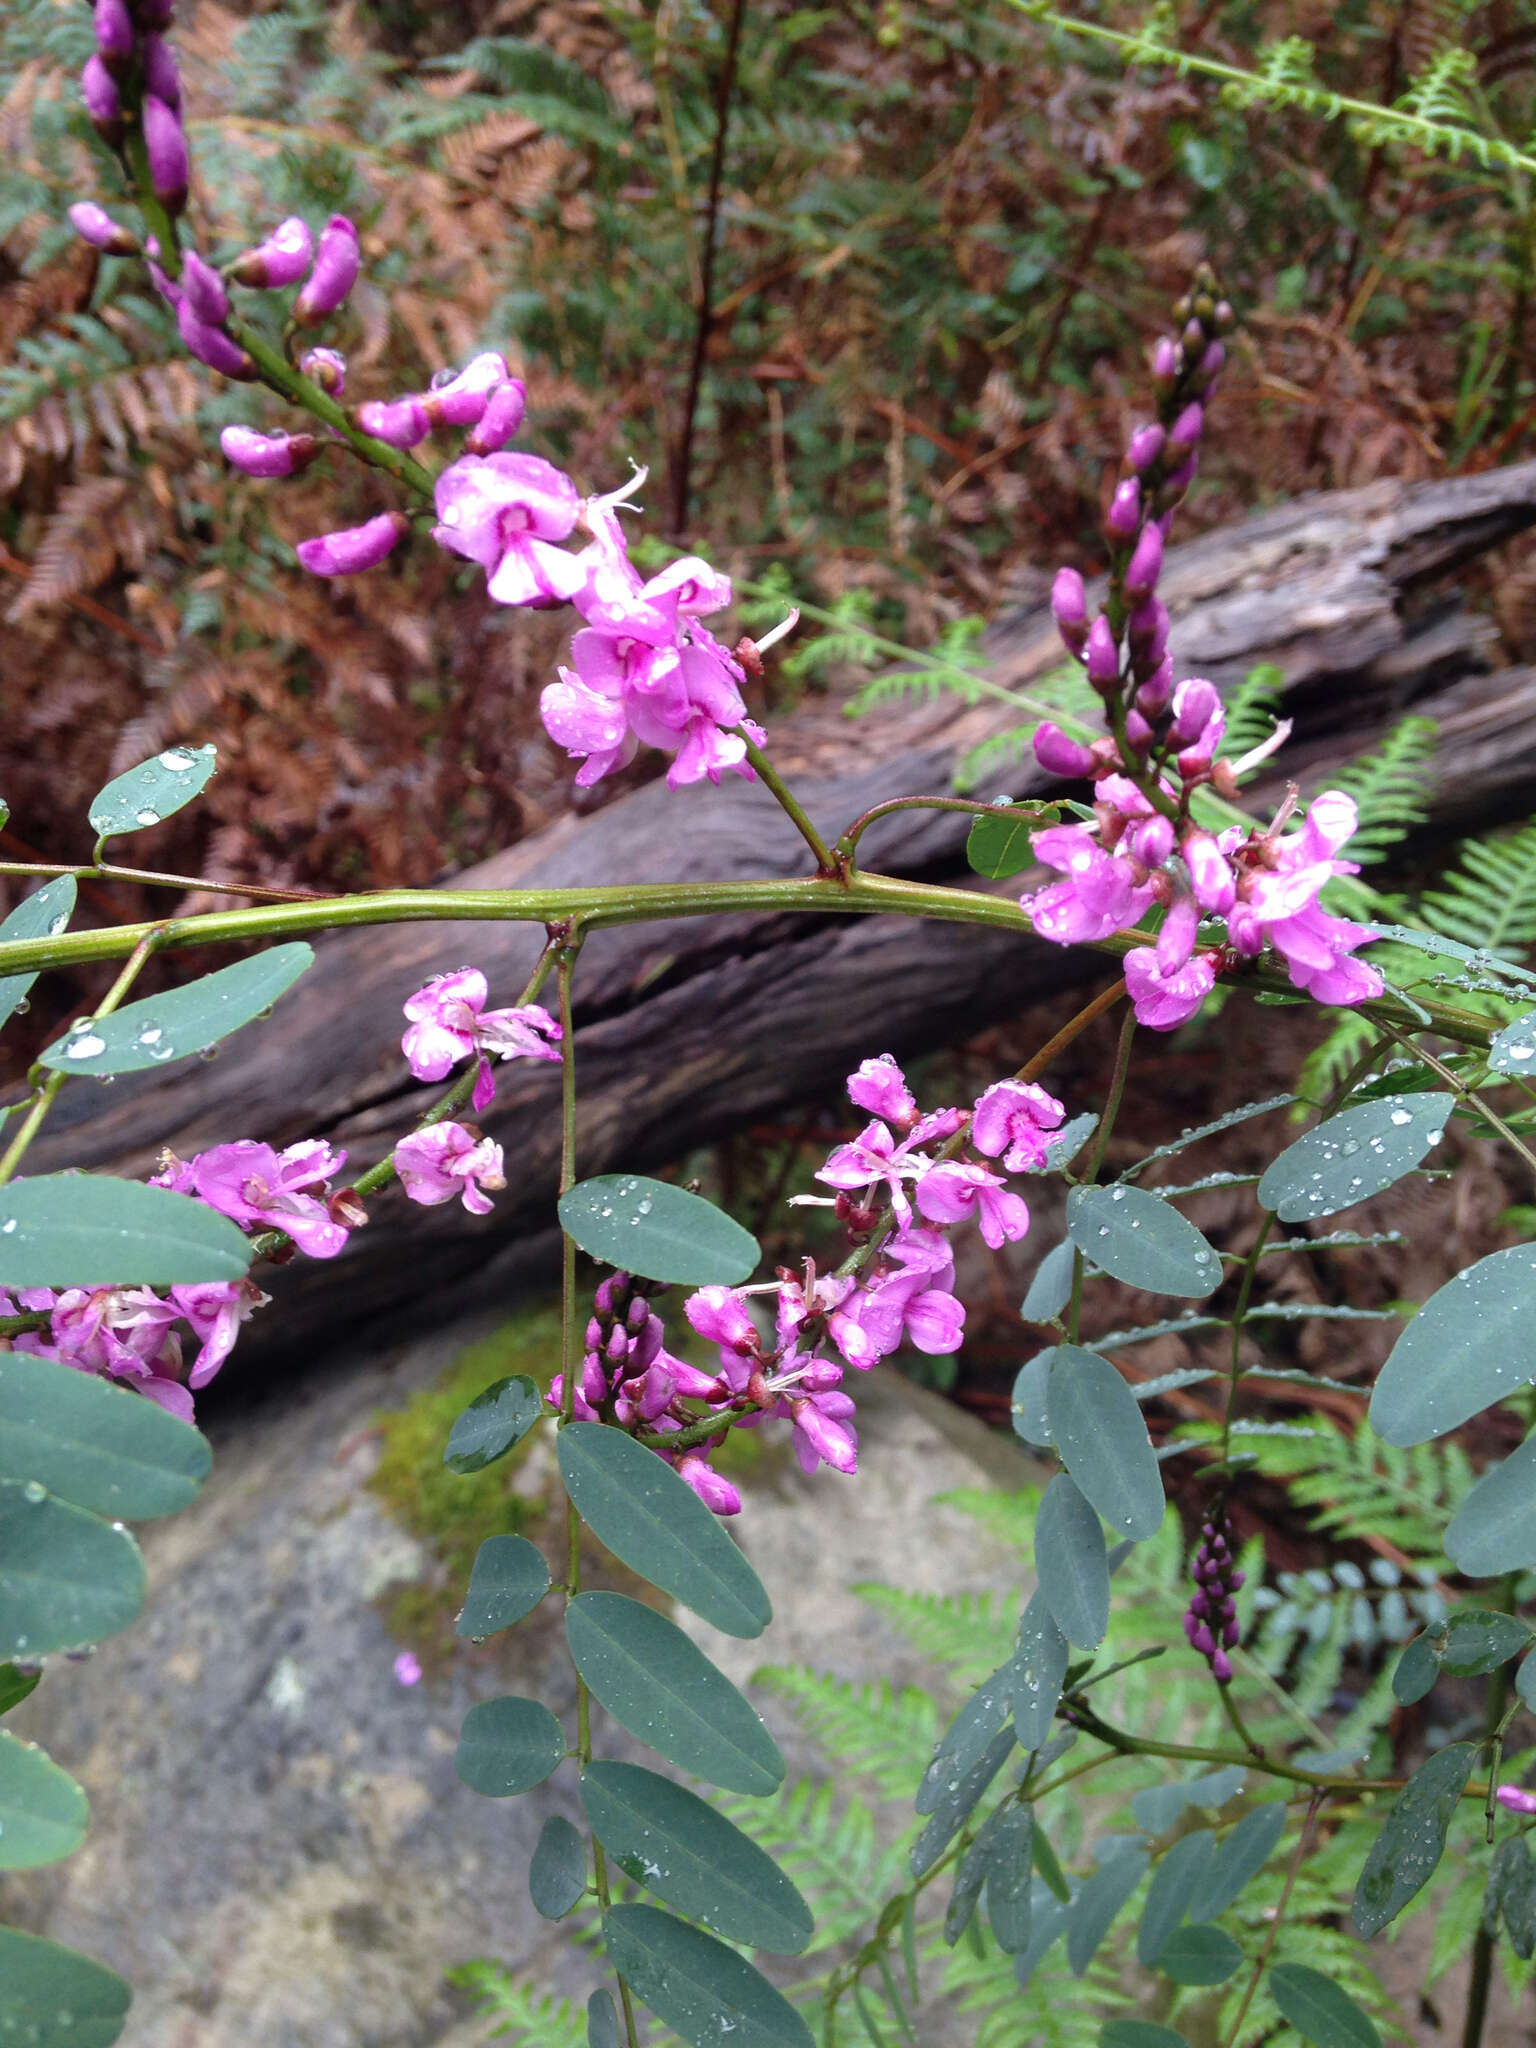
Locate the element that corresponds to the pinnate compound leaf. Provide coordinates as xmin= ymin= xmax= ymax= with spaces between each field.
xmin=1022 ymin=1242 xmax=1075 ymax=1323
xmin=0 ymin=1177 xmax=252 ymax=1288
xmin=986 ymin=1804 xmax=1034 ymax=1953
xmin=1373 ymin=1246 xmax=1536 ymax=1447
xmin=443 ymin=1375 xmax=542 ymax=1474
xmin=603 ymin=1903 xmax=813 ymax=2048
xmin=1011 ymin=1590 xmax=1070 ymax=1748
xmin=1046 ymin=1346 xmax=1165 ymax=1541
xmin=909 ymin=1726 xmax=1015 ymax=1879
xmin=587 ymin=1990 xmax=619 ymax=2048
xmin=1486 ymin=1838 xmax=1536 ymax=1961
xmin=565 ymin=1593 xmax=782 ymax=1795
xmin=1392 ymin=1633 xmax=1439 ymax=1705
xmin=454 ymin=1695 xmax=566 ymax=1797
xmin=558 ymin=1176 xmax=758 ymax=1287
xmin=1488 ymin=1010 xmax=1536 ymax=1074
xmin=0 ymin=1928 xmax=131 ymax=2047
xmin=456 ymin=1534 xmax=550 ymax=1638
xmin=1438 ymin=1608 xmax=1533 ymax=1674
xmin=1156 ymin=1923 xmax=1242 ymax=1985
xmin=1445 ymin=1433 xmax=1536 ymax=1576
xmin=88 ymin=744 xmax=216 ymax=838
xmin=966 ymin=805 xmax=1038 ymax=879
xmin=1132 ymin=1769 xmax=1245 ymax=1835
xmin=0 ymin=877 xmax=77 ymax=1033
xmin=1352 ymin=1741 xmax=1476 ymax=1935
xmin=529 ymin=1815 xmax=587 ymax=1920
xmin=1035 ymin=1474 xmax=1110 ymax=1648
xmin=945 ymin=1807 xmax=1000 ymax=1946
xmin=0 ymin=1483 xmax=144 ymax=1658
xmin=0 ymin=1729 xmax=88 ymax=1869
xmin=580 ymin=1761 xmax=811 ymax=1954
xmin=1137 ymin=1829 xmax=1216 ymax=1966
xmin=39 ymin=945 xmax=312 ymax=1078
xmin=558 ymin=1422 xmax=769 ymax=1638
xmin=1066 ymin=1843 xmax=1149 ymax=1975
xmin=1268 ymin=1964 xmax=1382 ymax=2048
xmin=1067 ymin=1185 xmax=1222 ymax=1297
xmin=1187 ymin=1802 xmax=1287 ymax=1922
xmin=1257 ymin=1094 xmax=1451 ymax=1223
xmin=0 ymin=1354 xmax=209 ymax=1520
xmin=1102 ymin=2027 xmax=1193 ymax=2048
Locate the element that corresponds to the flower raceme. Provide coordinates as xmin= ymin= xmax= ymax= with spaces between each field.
xmin=399 ymin=969 xmax=562 ymax=1112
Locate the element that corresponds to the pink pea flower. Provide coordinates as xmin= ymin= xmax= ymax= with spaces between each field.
xmin=1124 ymin=945 xmax=1218 ymax=1030
xmin=153 ymin=1138 xmax=352 ymax=1258
xmin=784 ymin=1386 xmax=859 ymax=1476
xmin=171 ymin=1279 xmax=269 ymax=1387
xmin=1183 ymin=828 xmax=1235 ymax=914
xmin=68 ymin=202 xmax=137 ymax=255
xmin=432 ymin=452 xmax=585 ymax=607
xmin=177 ymin=298 xmax=255 ymax=380
xmin=296 ymin=510 xmax=409 ymax=577
xmin=294 ymin=215 xmax=360 ymax=325
xmin=672 ymin=1452 xmax=741 ymax=1516
xmin=465 ymin=379 xmax=528 ymax=456
xmin=394 ymin=1123 xmax=506 ymax=1215
xmin=400 ymin=968 xmax=561 ymax=1112
xmin=394 ymin=1651 xmax=423 ymax=1687
xmin=355 ymin=396 xmax=430 ymax=448
xmin=1229 ymin=791 xmax=1382 ymax=1006
xmin=220 ymin=426 xmax=321 ymax=478
xmin=1494 ymin=1785 xmax=1536 ymax=1817
xmin=816 ymin=1119 xmax=928 ymax=1227
xmin=684 ymin=1284 xmax=761 ymax=1361
xmin=300 ymin=347 xmax=346 ymax=396
xmin=915 ymin=1161 xmax=1029 ymax=1251
xmin=1026 ymin=825 xmax=1155 ymax=946
xmin=540 ymin=667 xmax=639 ymax=787
xmin=830 ymin=1228 xmax=965 ymax=1364
xmin=1033 ymin=722 xmax=1097 ymax=779
xmin=80 ymin=55 xmax=122 ymax=141
xmin=422 ymin=352 xmax=509 ymax=430
xmin=846 ymin=1054 xmax=917 ymax=1128
xmin=971 ymin=1080 xmax=1066 ymax=1173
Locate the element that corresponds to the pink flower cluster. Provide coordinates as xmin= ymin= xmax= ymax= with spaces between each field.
xmin=1023 ymin=272 xmax=1381 ymax=1029
xmin=153 ymin=1138 xmax=357 ymax=1258
xmin=400 ymin=968 xmax=561 ymax=1114
xmin=550 ymin=1056 xmax=1065 ymax=1513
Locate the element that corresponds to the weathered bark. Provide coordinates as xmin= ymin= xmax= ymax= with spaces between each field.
xmin=32 ymin=459 xmax=1536 ymax=1359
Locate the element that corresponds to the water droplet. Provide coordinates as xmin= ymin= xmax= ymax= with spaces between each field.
xmin=12 ymin=999 xmax=27 ymax=1017
xmin=1 ymin=1219 xmax=15 ymax=1234
xmin=136 ymin=1024 xmax=163 ymax=1045
xmin=62 ymin=1033 xmax=105 ymax=1059
xmin=21 ymin=1481 xmax=44 ymax=1504
xmin=135 ymin=808 xmax=160 ymax=828
xmin=198 ymin=1045 xmax=219 ymax=1061
xmin=1389 ymin=1109 xmax=1411 ymax=1126
xmin=157 ymin=748 xmax=194 ymax=771
xmin=1110 ymin=1188 xmax=1126 ymax=1202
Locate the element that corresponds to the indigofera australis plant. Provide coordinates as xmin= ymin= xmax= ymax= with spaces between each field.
xmin=0 ymin=5 xmax=1533 ymax=2044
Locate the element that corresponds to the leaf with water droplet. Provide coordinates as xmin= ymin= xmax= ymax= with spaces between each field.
xmin=1046 ymin=1346 xmax=1164 ymax=1541
xmin=0 ymin=1482 xmax=144 ymax=1659
xmin=0 ymin=1353 xmax=209 ymax=1522
xmin=1011 ymin=1350 xmax=1055 ymax=1449
xmin=985 ymin=1803 xmax=1034 ymax=1954
xmin=1436 ymin=1607 xmax=1533 ymax=1675
xmin=1484 ymin=1836 xmax=1536 ymax=1962
xmin=38 ymin=945 xmax=312 ymax=1077
xmin=88 ymin=743 xmax=216 ymax=839
xmin=454 ymin=1694 xmax=565 ymax=1797
xmin=604 ymin=1903 xmax=813 ymax=2048
xmin=1066 ymin=1186 xmax=1221 ymax=1298
xmin=0 ymin=1927 xmax=131 ymax=2047
xmin=1391 ymin=1632 xmax=1439 ymax=1705
xmin=528 ymin=1814 xmax=588 ymax=1920
xmin=0 ymin=1176 xmax=251 ymax=1288
xmin=910 ymin=1726 xmax=1016 ymax=1879
xmin=1444 ymin=1431 xmax=1536 ymax=1576
xmin=1257 ymin=1095 xmax=1451 ymax=1223
xmin=1186 ymin=1801 xmax=1286 ymax=1920
xmin=1371 ymin=1246 xmax=1536 ymax=1447
xmin=966 ymin=803 xmax=1038 ymax=880
xmin=1352 ymin=1740 xmax=1475 ymax=1936
xmin=0 ymin=876 xmax=76 ymax=1035
xmin=455 ymin=1534 xmax=550 ymax=1638
xmin=1155 ymin=1922 xmax=1242 ymax=1985
xmin=558 ymin=1176 xmax=758 ymax=1287
xmin=442 ymin=1375 xmax=542 ymax=1475
xmin=1488 ymin=1009 xmax=1536 ymax=1075
xmin=1011 ymin=1590 xmax=1070 ymax=1749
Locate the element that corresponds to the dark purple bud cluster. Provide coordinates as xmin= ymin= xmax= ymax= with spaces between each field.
xmin=1183 ymin=1509 xmax=1245 ymax=1684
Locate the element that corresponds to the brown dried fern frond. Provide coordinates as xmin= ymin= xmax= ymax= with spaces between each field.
xmin=441 ymin=109 xmax=543 ymax=181
xmin=7 ymin=477 xmax=134 ymax=621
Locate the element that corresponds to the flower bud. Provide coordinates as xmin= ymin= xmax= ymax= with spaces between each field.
xmin=626 ymin=1295 xmax=650 ymax=1333
xmin=68 ymin=202 xmax=138 ymax=255
xmin=1163 ymin=455 xmax=1197 ymax=502
xmin=219 ymin=425 xmax=320 ymax=477
xmin=584 ymin=1316 xmax=604 ymax=1350
xmin=94 ymin=0 xmax=136 ymax=72
xmin=299 ymin=346 xmax=347 ymax=396
xmin=1124 ymin=422 xmax=1165 ymax=475
xmin=1084 ymin=614 xmax=1120 ymax=691
xmin=1182 ymin=316 xmax=1205 ymax=355
xmin=1168 ymin=402 xmax=1204 ymax=455
xmin=1151 ymin=336 xmax=1180 ymax=390
xmin=1127 ymin=597 xmax=1168 ymax=665
xmin=1170 ymin=677 xmax=1220 ymax=747
xmin=293 ymin=215 xmax=360 ymax=325
xmin=1124 ymin=708 xmax=1152 ymax=751
xmin=1135 ymin=658 xmax=1173 ymax=716
xmin=1128 ymin=814 xmax=1174 ymax=868
xmin=181 ymin=250 xmax=229 ymax=326
xmin=1105 ymin=477 xmax=1140 ymax=543
xmin=424 ymin=352 xmax=508 ymax=429
xmin=1213 ymin=299 xmax=1235 ymax=333
xmin=295 ymin=508 xmax=410 ymax=576
xmin=228 ymin=217 xmax=314 ymax=289
xmin=464 ymin=378 xmax=527 ymax=455
xmin=1050 ymin=565 xmax=1088 ymax=657
xmin=1190 ymin=340 xmax=1225 ymax=395
xmin=1183 ymin=829 xmax=1235 ymax=914
xmin=177 ymin=299 xmax=254 ymax=378
xmin=141 ymin=31 xmax=181 ymax=108
xmin=1495 ymin=1785 xmax=1536 ymax=1817
xmin=80 ymin=55 xmax=123 ymax=142
xmin=142 ymin=93 xmax=188 ymax=214
xmin=1031 ymin=721 xmax=1096 ymax=779
xmin=1123 ymin=524 xmax=1163 ymax=604
xmin=355 ymin=396 xmax=430 ymax=448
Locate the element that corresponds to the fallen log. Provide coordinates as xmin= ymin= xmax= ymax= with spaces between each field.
xmin=31 ymin=460 xmax=1536 ymax=1361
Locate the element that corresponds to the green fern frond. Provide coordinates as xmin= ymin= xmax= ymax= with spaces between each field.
xmin=1241 ymin=1417 xmax=1471 ymax=1568
xmin=1218 ymin=664 xmax=1285 ymax=767
xmin=851 ymin=1584 xmax=1015 ymax=1686
xmin=1326 ymin=716 xmax=1437 ymax=863
xmin=753 ymin=1667 xmax=938 ymax=1796
xmin=714 ymin=1777 xmax=913 ymax=1943
xmin=1419 ymin=817 xmax=1536 ymax=960
xmin=443 ymin=1961 xmax=590 ymax=2046
xmin=1293 ymin=1011 xmax=1382 ymax=1109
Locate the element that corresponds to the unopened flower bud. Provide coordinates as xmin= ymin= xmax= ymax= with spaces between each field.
xmin=1182 ymin=316 xmax=1204 ymax=355
xmin=1125 ymin=423 xmax=1165 ymax=475
xmin=1123 ymin=524 xmax=1163 ymax=604
xmin=1105 ymin=477 xmax=1140 ymax=543
xmin=1170 ymin=677 xmax=1220 ymax=747
xmin=423 ymin=352 xmax=508 ymax=430
xmin=181 ymin=250 xmax=229 ymax=326
xmin=299 ymin=346 xmax=346 ymax=396
xmin=1183 ymin=829 xmax=1234 ymax=914
xmin=1124 ymin=709 xmax=1152 ymax=752
xmin=1129 ymin=814 xmax=1174 ymax=868
xmin=1032 ymin=721 xmax=1096 ymax=779
xmin=227 ymin=217 xmax=313 ymax=289
xmin=141 ymin=31 xmax=181 ymax=107
xmin=1135 ymin=662 xmax=1173 ymax=717
xmin=177 ymin=299 xmax=254 ymax=377
xmin=142 ymin=93 xmax=188 ymax=214
xmin=1163 ymin=455 xmax=1197 ymax=500
xmin=295 ymin=508 xmax=410 ymax=577
xmin=1168 ymin=402 xmax=1204 ymax=455
xmin=1213 ymin=300 xmax=1235 ymax=333
xmin=584 ymin=1316 xmax=603 ymax=1350
xmin=219 ymin=425 xmax=320 ymax=477
xmin=593 ymin=1279 xmax=618 ymax=1319
xmin=1127 ymin=596 xmax=1168 ymax=663
xmin=1085 ymin=614 xmax=1120 ymax=691
xmin=356 ymin=396 xmax=430 ymax=448
xmin=80 ymin=55 xmax=123 ymax=141
xmin=626 ymin=1295 xmax=650 ymax=1333
xmin=604 ymin=1325 xmax=629 ymax=1365
xmin=464 ymin=378 xmax=527 ymax=455
xmin=293 ymin=215 xmax=360 ymax=325
xmin=1190 ymin=340 xmax=1225 ymax=395
xmin=94 ymin=0 xmax=136 ymax=71
xmin=1151 ymin=336 xmax=1181 ymax=390
xmin=1212 ymin=1648 xmax=1232 ymax=1683
xmin=1051 ymin=565 xmax=1089 ymax=657
xmin=68 ymin=202 xmax=138 ymax=254
xmin=1495 ymin=1785 xmax=1536 ymax=1816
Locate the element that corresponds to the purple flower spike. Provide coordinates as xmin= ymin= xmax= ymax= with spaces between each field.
xmin=94 ymin=0 xmax=136 ymax=70
xmin=1051 ymin=565 xmax=1088 ymax=656
xmin=228 ymin=217 xmax=314 ymax=289
xmin=1125 ymin=423 xmax=1165 ymax=474
xmin=293 ymin=215 xmax=360 ymax=325
xmin=355 ymin=397 xmax=430 ymax=448
xmin=1084 ymin=614 xmax=1119 ymax=691
xmin=1123 ymin=525 xmax=1163 ymax=604
xmin=1033 ymin=721 xmax=1096 ymax=779
xmin=299 ymin=347 xmax=346 ymax=396
xmin=296 ymin=509 xmax=410 ymax=577
xmin=80 ymin=55 xmax=123 ymax=141
xmin=141 ymin=32 xmax=181 ymax=107
xmin=181 ymin=250 xmax=229 ymax=327
xmin=1105 ymin=477 xmax=1141 ymax=543
xmin=219 ymin=425 xmax=321 ymax=477
xmin=142 ymin=94 xmax=188 ymax=214
xmin=1168 ymin=402 xmax=1204 ymax=454
xmin=1151 ymin=337 xmax=1181 ymax=388
xmin=465 ymin=378 xmax=527 ymax=455
xmin=68 ymin=202 xmax=138 ymax=255
xmin=176 ymin=299 xmax=254 ymax=378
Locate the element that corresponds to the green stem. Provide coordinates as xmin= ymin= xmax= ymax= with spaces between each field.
xmin=833 ymin=795 xmax=1055 ymax=867
xmin=1221 ymin=1794 xmax=1322 ymax=2048
xmin=1084 ymin=1004 xmax=1138 ymax=1185
xmin=737 ymin=734 xmax=841 ymax=876
xmin=1464 ymin=1580 xmax=1518 ymax=2048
